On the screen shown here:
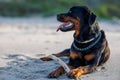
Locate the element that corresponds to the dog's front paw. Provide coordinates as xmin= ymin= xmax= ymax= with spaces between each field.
xmin=68 ymin=68 xmax=82 ymax=79
xmin=48 ymin=70 xmax=60 ymax=78
xmin=48 ymin=67 xmax=64 ymax=78
xmin=40 ymin=57 xmax=52 ymax=61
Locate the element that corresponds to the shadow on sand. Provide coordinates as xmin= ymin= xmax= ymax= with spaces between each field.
xmin=0 ymin=54 xmax=69 ymax=80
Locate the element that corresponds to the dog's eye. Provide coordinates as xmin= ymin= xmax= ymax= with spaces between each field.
xmin=68 ymin=13 xmax=73 ymax=16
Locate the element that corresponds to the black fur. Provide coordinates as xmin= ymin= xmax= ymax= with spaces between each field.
xmin=41 ymin=6 xmax=110 ymax=79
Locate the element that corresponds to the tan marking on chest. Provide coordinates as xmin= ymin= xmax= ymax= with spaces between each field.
xmin=70 ymin=51 xmax=82 ymax=59
xmin=84 ymin=54 xmax=95 ymax=61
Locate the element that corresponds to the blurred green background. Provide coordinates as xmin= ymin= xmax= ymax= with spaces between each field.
xmin=0 ymin=0 xmax=119 ymax=19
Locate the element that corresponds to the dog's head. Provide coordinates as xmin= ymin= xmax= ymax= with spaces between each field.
xmin=57 ymin=6 xmax=98 ymax=37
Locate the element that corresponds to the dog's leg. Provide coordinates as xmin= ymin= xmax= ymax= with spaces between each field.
xmin=68 ymin=65 xmax=95 ymax=79
xmin=48 ymin=64 xmax=74 ymax=78
xmin=40 ymin=49 xmax=70 ymax=61
xmin=68 ymin=48 xmax=107 ymax=79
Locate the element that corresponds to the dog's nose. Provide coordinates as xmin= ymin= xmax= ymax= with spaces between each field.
xmin=57 ymin=14 xmax=61 ymax=19
xmin=57 ymin=14 xmax=66 ymax=20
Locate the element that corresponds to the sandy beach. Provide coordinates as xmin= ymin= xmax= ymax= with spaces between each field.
xmin=0 ymin=17 xmax=120 ymax=80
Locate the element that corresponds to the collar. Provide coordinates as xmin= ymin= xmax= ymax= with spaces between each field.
xmin=71 ymin=32 xmax=102 ymax=51
xmin=73 ymin=32 xmax=100 ymax=44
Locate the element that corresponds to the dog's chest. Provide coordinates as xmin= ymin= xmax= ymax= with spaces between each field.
xmin=70 ymin=51 xmax=83 ymax=59
xmin=70 ymin=51 xmax=95 ymax=61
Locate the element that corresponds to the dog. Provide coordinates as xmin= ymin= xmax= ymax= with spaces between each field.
xmin=41 ymin=6 xmax=110 ymax=79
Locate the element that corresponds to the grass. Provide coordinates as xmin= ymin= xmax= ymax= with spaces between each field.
xmin=0 ymin=0 xmax=119 ymax=18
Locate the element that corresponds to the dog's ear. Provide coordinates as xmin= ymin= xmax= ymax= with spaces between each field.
xmin=88 ymin=12 xmax=96 ymax=26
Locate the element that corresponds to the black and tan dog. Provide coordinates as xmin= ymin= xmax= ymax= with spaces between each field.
xmin=41 ymin=6 xmax=110 ymax=79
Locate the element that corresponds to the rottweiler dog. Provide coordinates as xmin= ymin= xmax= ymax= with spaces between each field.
xmin=41 ymin=6 xmax=110 ymax=79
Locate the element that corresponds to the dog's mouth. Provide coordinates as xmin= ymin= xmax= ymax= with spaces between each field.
xmin=56 ymin=22 xmax=74 ymax=32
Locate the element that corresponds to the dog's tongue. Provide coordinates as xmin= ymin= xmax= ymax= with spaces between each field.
xmin=56 ymin=22 xmax=72 ymax=32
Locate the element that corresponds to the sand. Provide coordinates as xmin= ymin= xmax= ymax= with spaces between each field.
xmin=0 ymin=17 xmax=120 ymax=80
